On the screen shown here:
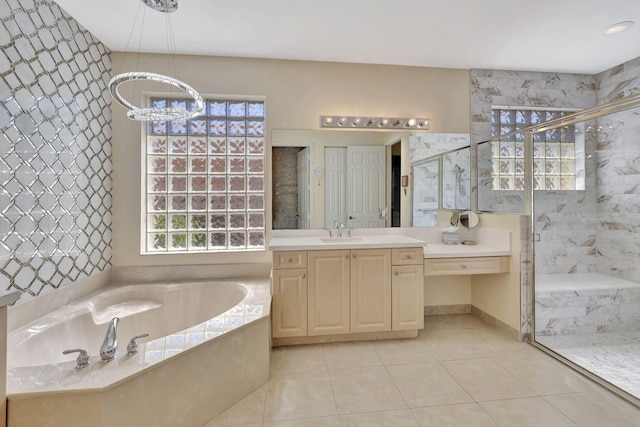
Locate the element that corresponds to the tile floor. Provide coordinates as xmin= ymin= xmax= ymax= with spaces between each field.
xmin=205 ymin=315 xmax=640 ymax=427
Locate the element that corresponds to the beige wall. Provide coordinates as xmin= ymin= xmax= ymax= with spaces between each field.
xmin=470 ymin=213 xmax=522 ymax=330
xmin=111 ymin=53 xmax=471 ymax=267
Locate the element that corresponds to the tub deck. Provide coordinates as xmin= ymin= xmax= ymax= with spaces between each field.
xmin=6 ymin=278 xmax=271 ymax=427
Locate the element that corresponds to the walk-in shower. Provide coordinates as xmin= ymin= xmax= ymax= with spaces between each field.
xmin=477 ymin=93 xmax=640 ymax=406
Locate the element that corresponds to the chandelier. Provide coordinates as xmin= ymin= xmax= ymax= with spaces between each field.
xmin=108 ymin=0 xmax=204 ymax=121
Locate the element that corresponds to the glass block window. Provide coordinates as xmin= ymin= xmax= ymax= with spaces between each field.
xmin=144 ymin=98 xmax=265 ymax=253
xmin=491 ymin=108 xmax=577 ymax=191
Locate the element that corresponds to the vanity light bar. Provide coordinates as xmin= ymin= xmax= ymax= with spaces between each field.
xmin=320 ymin=115 xmax=430 ymax=130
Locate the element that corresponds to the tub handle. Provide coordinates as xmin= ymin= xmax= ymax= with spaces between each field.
xmin=63 ymin=348 xmax=90 ymax=369
xmin=127 ymin=333 xmax=150 ymax=356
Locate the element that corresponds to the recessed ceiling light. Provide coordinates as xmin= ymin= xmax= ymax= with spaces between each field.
xmin=604 ymin=21 xmax=634 ymax=35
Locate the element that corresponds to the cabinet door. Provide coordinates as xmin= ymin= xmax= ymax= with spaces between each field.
xmin=392 ymin=265 xmax=424 ymax=331
xmin=308 ymin=250 xmax=350 ymax=336
xmin=272 ymin=269 xmax=307 ymax=338
xmin=350 ymin=249 xmax=391 ymax=333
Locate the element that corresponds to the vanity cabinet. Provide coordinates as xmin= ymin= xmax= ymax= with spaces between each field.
xmin=391 ymin=248 xmax=424 ymax=330
xmin=271 ymin=247 xmax=423 ymax=341
xmin=424 ymin=256 xmax=510 ymax=276
xmin=271 ymin=251 xmax=308 ymax=338
xmin=308 ymin=249 xmax=391 ymax=336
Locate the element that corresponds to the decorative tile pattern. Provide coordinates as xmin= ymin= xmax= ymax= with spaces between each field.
xmin=0 ymin=0 xmax=112 ymax=302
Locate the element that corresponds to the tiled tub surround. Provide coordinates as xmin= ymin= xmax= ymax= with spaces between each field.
xmin=535 ymin=273 xmax=640 ymax=336
xmin=6 ymin=279 xmax=271 ymax=427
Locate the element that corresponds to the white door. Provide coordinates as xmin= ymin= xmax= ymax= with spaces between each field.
xmin=297 ymin=148 xmax=311 ymax=229
xmin=324 ymin=147 xmax=347 ymax=228
xmin=346 ymin=146 xmax=386 ymax=228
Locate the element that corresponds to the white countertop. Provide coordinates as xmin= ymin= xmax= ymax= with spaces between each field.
xmin=0 ymin=290 xmax=20 ymax=307
xmin=269 ymin=227 xmax=512 ymax=258
xmin=268 ymin=234 xmax=426 ymax=251
xmin=423 ymin=243 xmax=511 ymax=258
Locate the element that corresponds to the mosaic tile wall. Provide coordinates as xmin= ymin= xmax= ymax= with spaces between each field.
xmin=595 ymin=56 xmax=640 ymax=282
xmin=0 ymin=0 xmax=112 ymax=303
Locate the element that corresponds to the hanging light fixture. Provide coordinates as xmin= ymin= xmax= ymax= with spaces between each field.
xmin=109 ymin=0 xmax=204 ymax=121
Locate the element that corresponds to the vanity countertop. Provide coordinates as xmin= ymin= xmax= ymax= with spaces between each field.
xmin=423 ymin=243 xmax=511 ymax=258
xmin=268 ymin=234 xmax=426 ymax=251
xmin=269 ymin=227 xmax=512 ymax=258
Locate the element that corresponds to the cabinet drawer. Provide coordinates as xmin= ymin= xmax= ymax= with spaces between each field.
xmin=424 ymin=256 xmax=510 ymax=275
xmin=392 ymin=247 xmax=423 ymax=265
xmin=273 ymin=251 xmax=307 ymax=269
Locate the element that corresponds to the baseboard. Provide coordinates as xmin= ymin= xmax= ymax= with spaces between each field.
xmin=273 ymin=330 xmax=417 ymax=346
xmin=470 ymin=305 xmax=520 ymax=340
xmin=423 ymin=304 xmax=471 ymax=316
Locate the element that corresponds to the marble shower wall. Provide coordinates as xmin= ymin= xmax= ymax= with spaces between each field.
xmin=595 ymin=56 xmax=640 ymax=282
xmin=470 ymin=69 xmax=597 ymax=338
xmin=0 ymin=0 xmax=112 ymax=303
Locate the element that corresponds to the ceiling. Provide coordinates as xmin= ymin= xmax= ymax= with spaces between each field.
xmin=54 ymin=0 xmax=640 ymax=74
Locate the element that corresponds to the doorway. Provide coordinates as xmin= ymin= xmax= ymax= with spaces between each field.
xmin=390 ymin=141 xmax=402 ymax=227
xmin=272 ymin=145 xmax=312 ymax=229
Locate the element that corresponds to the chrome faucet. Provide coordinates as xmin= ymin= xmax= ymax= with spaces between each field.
xmin=100 ymin=317 xmax=119 ymax=362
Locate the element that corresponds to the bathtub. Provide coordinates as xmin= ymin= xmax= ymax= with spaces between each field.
xmin=535 ymin=272 xmax=640 ymax=336
xmin=6 ymin=278 xmax=271 ymax=427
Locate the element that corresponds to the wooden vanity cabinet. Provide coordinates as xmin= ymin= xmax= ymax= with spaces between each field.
xmin=271 ymin=251 xmax=308 ymax=338
xmin=272 ymin=246 xmax=424 ymax=341
xmin=307 ymin=250 xmax=351 ymax=336
xmin=391 ymin=248 xmax=424 ymax=331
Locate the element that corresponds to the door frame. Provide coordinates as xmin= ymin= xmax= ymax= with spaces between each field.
xmin=272 ymin=142 xmax=314 ymax=229
xmin=385 ymin=138 xmax=402 ymax=227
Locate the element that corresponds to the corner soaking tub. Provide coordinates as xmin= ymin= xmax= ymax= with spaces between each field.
xmin=6 ymin=279 xmax=271 ymax=427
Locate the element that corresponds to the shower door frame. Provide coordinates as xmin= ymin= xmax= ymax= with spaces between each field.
xmin=520 ymin=93 xmax=640 ymax=407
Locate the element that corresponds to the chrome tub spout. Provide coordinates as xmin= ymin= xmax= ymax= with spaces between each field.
xmin=100 ymin=317 xmax=120 ymax=362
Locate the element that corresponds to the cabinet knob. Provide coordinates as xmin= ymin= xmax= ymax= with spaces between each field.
xmin=302 ymin=273 xmax=306 ymax=279
xmin=345 ymin=254 xmax=349 ymax=259
xmin=287 ymin=258 xmax=293 ymax=262
xmin=395 ymin=271 xmax=399 ymax=276
xmin=461 ymin=264 xmax=467 ymax=269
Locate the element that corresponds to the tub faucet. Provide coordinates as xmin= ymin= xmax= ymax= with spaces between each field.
xmin=100 ymin=317 xmax=120 ymax=362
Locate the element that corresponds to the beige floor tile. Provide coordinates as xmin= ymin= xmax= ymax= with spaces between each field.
xmin=339 ymin=409 xmax=419 ymax=426
xmin=480 ymin=397 xmax=578 ymax=427
xmin=372 ymin=339 xmax=435 ymax=365
xmin=493 ymin=350 xmax=597 ymax=395
xmin=204 ymin=384 xmax=267 ymax=426
xmin=441 ymin=358 xmax=537 ymax=401
xmin=323 ymin=341 xmax=382 ymax=369
xmin=544 ymin=391 xmax=640 ymax=427
xmin=263 ymin=371 xmax=337 ymax=422
xmin=270 ymin=344 xmax=327 ymax=373
xmin=263 ymin=416 xmax=341 ymax=427
xmin=411 ymin=403 xmax=498 ymax=427
xmin=458 ymin=329 xmax=533 ymax=358
xmin=329 ymin=366 xmax=407 ymax=414
xmin=418 ymin=331 xmax=487 ymax=361
xmin=386 ymin=362 xmax=473 ymax=407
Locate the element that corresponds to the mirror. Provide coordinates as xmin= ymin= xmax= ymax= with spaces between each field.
xmin=459 ymin=211 xmax=479 ymax=245
xmin=272 ymin=129 xmax=471 ymax=230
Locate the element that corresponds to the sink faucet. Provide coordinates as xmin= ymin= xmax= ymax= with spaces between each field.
xmin=100 ymin=317 xmax=119 ymax=362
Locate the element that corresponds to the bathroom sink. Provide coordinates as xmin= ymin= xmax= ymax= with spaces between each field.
xmin=320 ymin=237 xmax=367 ymax=243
